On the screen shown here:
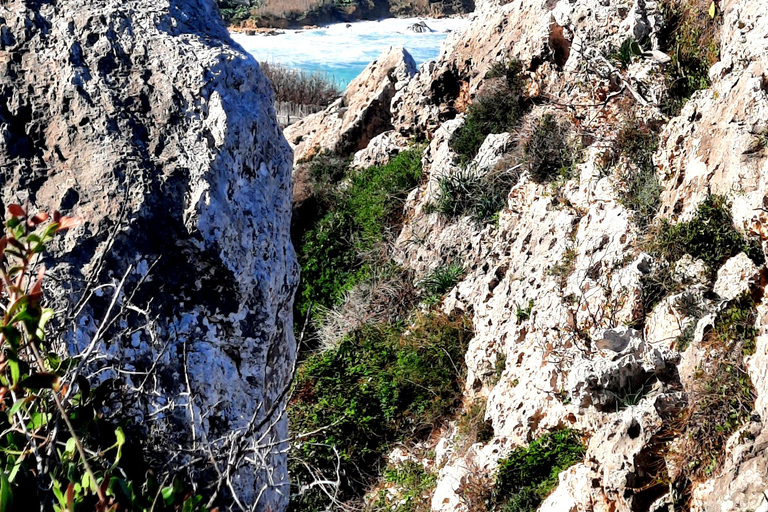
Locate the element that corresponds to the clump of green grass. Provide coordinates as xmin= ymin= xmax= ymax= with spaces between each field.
xmin=614 ymin=120 xmax=662 ymax=230
xmin=490 ymin=430 xmax=585 ymax=512
xmin=428 ymin=166 xmax=520 ymax=224
xmin=289 ymin=312 xmax=472 ymax=510
xmin=418 ymin=262 xmax=464 ymax=303
xmin=659 ymin=0 xmax=722 ymax=115
xmin=374 ymin=461 xmax=437 ymax=512
xmin=449 ymin=61 xmax=525 ymax=163
xmin=295 ymin=148 xmax=422 ymax=316
xmin=524 ymin=114 xmax=580 ymax=184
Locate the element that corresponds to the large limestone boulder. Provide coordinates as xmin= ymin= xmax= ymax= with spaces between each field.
xmin=0 ymin=0 xmax=297 ymax=510
xmin=285 ymin=46 xmax=417 ymax=162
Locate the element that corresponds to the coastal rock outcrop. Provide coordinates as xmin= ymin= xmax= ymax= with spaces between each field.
xmin=0 ymin=0 xmax=297 ymax=510
xmin=285 ymin=46 xmax=417 ymax=162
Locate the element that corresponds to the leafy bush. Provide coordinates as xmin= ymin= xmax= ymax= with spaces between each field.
xmin=0 ymin=205 xmax=206 ymax=511
xmin=289 ymin=312 xmax=472 ymax=510
xmin=449 ymin=62 xmax=525 ymax=163
xmin=296 ymin=148 xmax=422 ymax=316
xmin=524 ymin=114 xmax=580 ymax=184
xmin=659 ymin=0 xmax=721 ymax=114
xmin=429 ymin=166 xmax=520 ymax=224
xmin=418 ymin=262 xmax=464 ymax=303
xmin=490 ymin=430 xmax=585 ymax=512
xmin=373 ymin=461 xmax=437 ymax=512
xmin=649 ymin=195 xmax=764 ymax=276
xmin=614 ymin=120 xmax=662 ymax=230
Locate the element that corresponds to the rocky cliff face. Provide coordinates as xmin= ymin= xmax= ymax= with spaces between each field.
xmin=0 ymin=1 xmax=297 ymax=510
xmin=288 ymin=0 xmax=768 ymax=510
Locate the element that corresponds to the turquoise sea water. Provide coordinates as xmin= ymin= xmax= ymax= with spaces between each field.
xmin=231 ymin=17 xmax=467 ymax=89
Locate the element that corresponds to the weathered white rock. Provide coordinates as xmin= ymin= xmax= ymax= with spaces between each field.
xmin=352 ymin=130 xmax=409 ymax=168
xmin=285 ymin=46 xmax=417 ymax=161
xmin=0 ymin=1 xmax=297 ymax=509
xmin=714 ymin=252 xmax=760 ymax=301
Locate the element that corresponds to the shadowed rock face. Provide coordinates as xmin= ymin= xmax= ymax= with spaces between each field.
xmin=0 ymin=0 xmax=297 ymax=510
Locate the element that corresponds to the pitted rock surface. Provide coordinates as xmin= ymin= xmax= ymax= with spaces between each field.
xmin=0 ymin=1 xmax=297 ymax=510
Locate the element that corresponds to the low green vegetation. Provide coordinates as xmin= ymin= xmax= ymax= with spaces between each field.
xmin=649 ymin=195 xmax=764 ymax=275
xmin=449 ymin=61 xmax=525 ymax=163
xmin=373 ymin=461 xmax=437 ymax=512
xmin=418 ymin=262 xmax=464 ymax=303
xmin=659 ymin=0 xmax=721 ymax=114
xmin=427 ymin=167 xmax=520 ymax=224
xmin=490 ymin=430 xmax=585 ymax=512
xmin=289 ymin=312 xmax=472 ymax=510
xmin=296 ymin=148 xmax=422 ymax=317
xmin=614 ymin=119 xmax=662 ymax=230
xmin=641 ymin=195 xmax=764 ymax=315
xmin=524 ymin=113 xmax=580 ymax=184
xmin=515 ymin=300 xmax=534 ymax=322
xmin=676 ymin=292 xmax=757 ymax=479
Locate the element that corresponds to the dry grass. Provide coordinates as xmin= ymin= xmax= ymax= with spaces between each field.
xmin=260 ymin=61 xmax=340 ymax=107
xmin=314 ymin=268 xmax=418 ymax=351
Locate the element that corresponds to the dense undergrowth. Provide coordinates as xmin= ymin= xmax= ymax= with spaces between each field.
xmin=289 ymin=312 xmax=471 ymax=510
xmin=289 ymin=147 xmax=474 ymax=510
xmin=449 ymin=61 xmax=525 ymax=164
xmin=491 ymin=430 xmax=585 ymax=512
xmin=295 ymin=148 xmax=422 ymax=319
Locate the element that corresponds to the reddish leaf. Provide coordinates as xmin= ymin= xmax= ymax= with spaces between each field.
xmin=27 ymin=212 xmax=49 ymax=227
xmin=55 ymin=216 xmax=83 ymax=232
xmin=7 ymin=205 xmax=24 ymax=218
xmin=66 ymin=483 xmax=74 ymax=509
xmin=53 ymin=211 xmax=61 ymax=223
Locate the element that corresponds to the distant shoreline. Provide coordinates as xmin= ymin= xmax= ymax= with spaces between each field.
xmin=218 ymin=0 xmax=473 ymax=30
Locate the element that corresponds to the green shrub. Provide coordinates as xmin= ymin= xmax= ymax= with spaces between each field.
xmin=289 ymin=312 xmax=472 ymax=510
xmin=649 ymin=195 xmax=764 ymax=276
xmin=429 ymin=166 xmax=520 ymax=224
xmin=614 ymin=120 xmax=662 ymax=230
xmin=373 ymin=461 xmax=437 ymax=512
xmin=296 ymin=148 xmax=422 ymax=316
xmin=676 ymin=293 xmax=756 ymax=479
xmin=524 ymin=114 xmax=580 ymax=184
xmin=418 ymin=262 xmax=464 ymax=303
xmin=659 ymin=0 xmax=721 ymax=114
xmin=490 ymin=430 xmax=585 ymax=512
xmin=450 ymin=62 xmax=525 ymax=163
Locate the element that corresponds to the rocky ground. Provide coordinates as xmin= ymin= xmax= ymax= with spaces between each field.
xmin=286 ymin=0 xmax=768 ymax=510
